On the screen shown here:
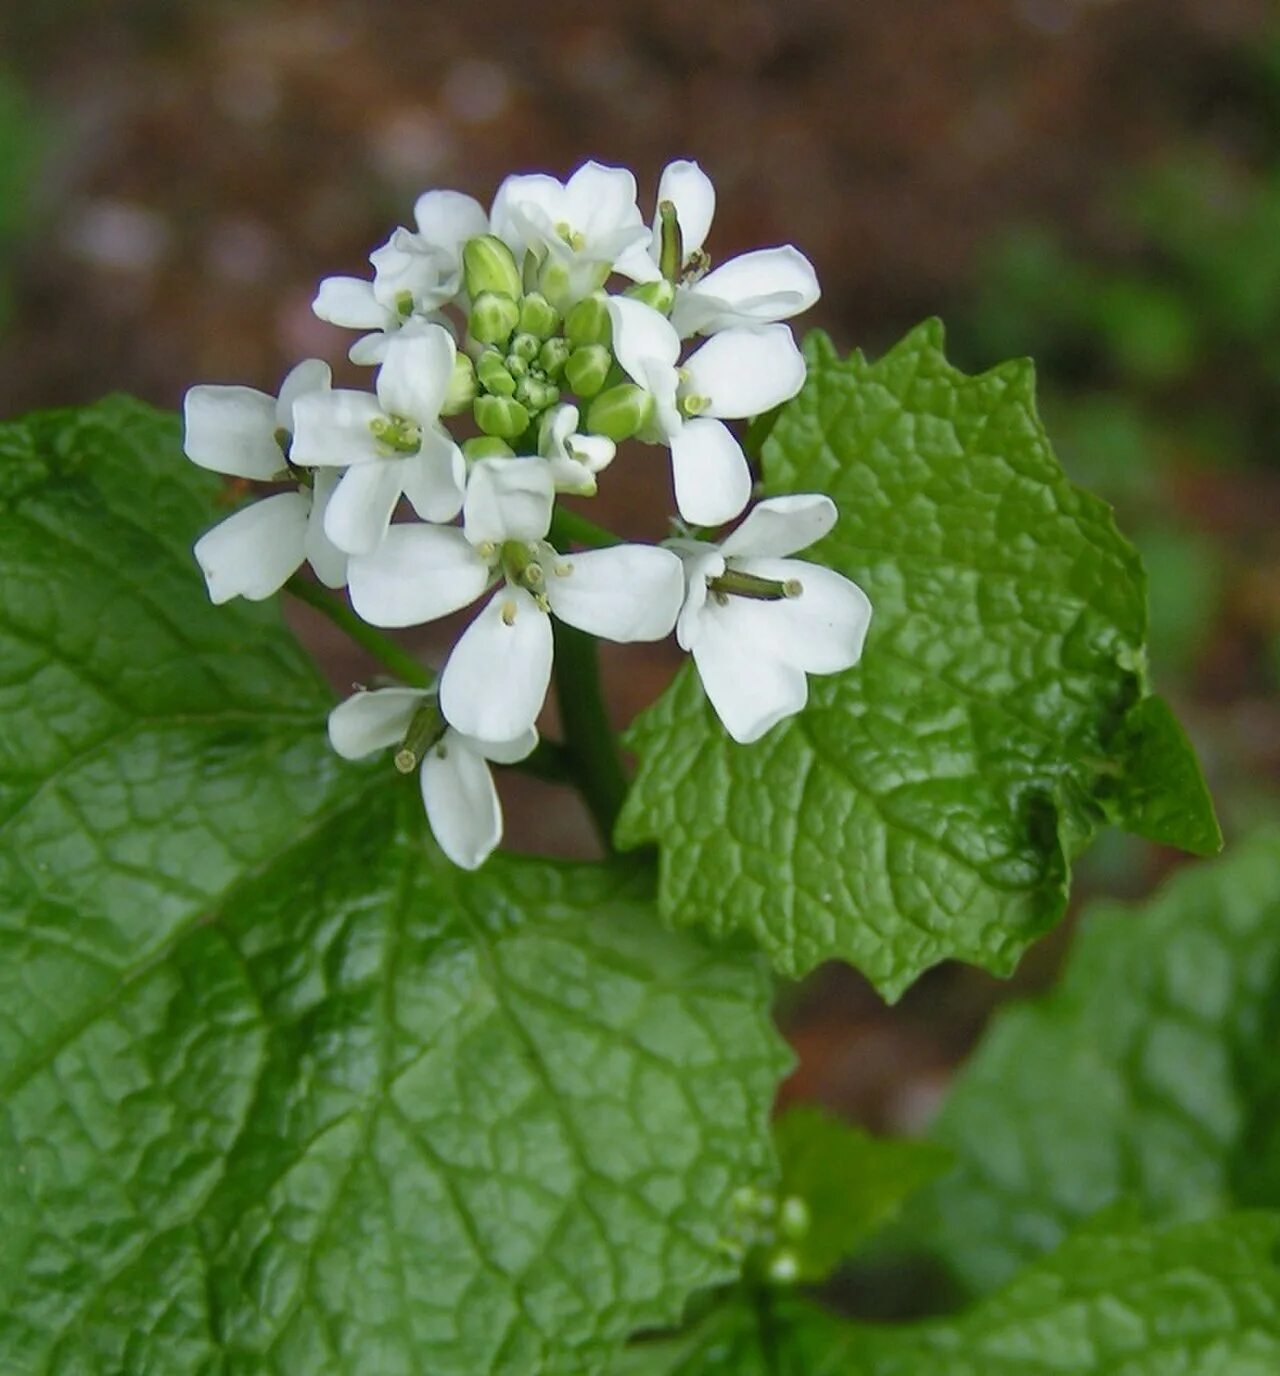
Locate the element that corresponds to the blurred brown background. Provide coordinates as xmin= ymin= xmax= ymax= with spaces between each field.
xmin=2 ymin=0 xmax=1277 ymax=1135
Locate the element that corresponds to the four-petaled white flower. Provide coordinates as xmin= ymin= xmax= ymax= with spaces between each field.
xmin=313 ymin=190 xmax=489 ymax=362
xmin=348 ymin=457 xmax=685 ymax=741
xmin=184 ymin=359 xmax=348 ymax=603
xmin=539 ymin=404 xmax=616 ymax=496
xmin=608 ymin=296 xmax=807 ymax=528
xmin=669 ymin=494 xmax=872 ymax=744
xmin=328 ymin=686 xmax=535 ymax=870
xmin=491 ymin=161 xmax=649 ymax=308
xmin=616 ymin=159 xmax=820 ymax=339
xmin=290 ymin=323 xmax=466 ymax=555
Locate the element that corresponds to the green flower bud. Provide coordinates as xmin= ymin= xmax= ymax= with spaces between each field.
xmin=657 ymin=199 xmax=684 ymax=282
xmin=586 ymin=383 xmax=653 ymax=442
xmin=508 ymin=331 xmax=541 ymax=363
xmin=440 ymin=353 xmax=477 ymax=416
xmin=515 ymin=375 xmax=560 ymax=413
xmin=463 ymin=234 xmax=522 ymax=302
xmin=474 ymin=394 xmax=531 ymax=440
xmin=469 ymin=291 xmax=520 ymax=347
xmin=563 ymin=344 xmax=611 ymax=399
xmin=462 ymin=436 xmax=515 ymax=462
xmin=538 ymin=336 xmax=571 ymax=379
xmin=476 ymin=350 xmax=517 ymax=398
xmin=506 ymin=353 xmax=529 ymax=380
xmin=564 ymin=293 xmax=612 ymax=348
xmin=518 ymin=291 xmax=560 ymax=340
xmin=625 ymin=278 xmax=676 ymax=314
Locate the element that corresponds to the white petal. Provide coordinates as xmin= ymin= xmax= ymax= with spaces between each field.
xmin=327 ymin=687 xmax=429 ymax=760
xmin=690 ymin=608 xmax=808 ymax=744
xmin=375 ymin=323 xmax=455 ymax=424
xmin=726 ymin=557 xmax=873 ymax=675
xmin=608 ymin=296 xmax=681 ymax=385
xmin=289 ymin=390 xmax=385 ymax=467
xmin=413 ymin=189 xmax=490 ymax=261
xmin=472 ymin=726 xmax=539 ymax=765
xmin=369 ymin=228 xmax=450 ymax=309
xmin=347 ymin=524 xmax=491 ymax=628
xmin=313 ymin=276 xmax=393 ymax=330
xmin=671 ymin=246 xmax=820 ymax=336
xmin=671 ymin=546 xmax=725 ymax=651
xmin=305 ymin=470 xmax=350 ymax=588
xmin=400 ymin=428 xmax=466 ymax=523
xmin=463 ymin=457 xmax=555 ymax=545
xmin=491 ymin=173 xmax=565 ymax=257
xmin=720 ymin=493 xmax=837 ymax=559
xmin=565 ymin=160 xmax=643 ymax=243
xmin=183 ymin=385 xmax=282 ymax=480
xmin=657 ymin=159 xmax=716 ymax=258
xmin=193 ymin=491 xmax=308 ymax=604
xmin=614 ymin=237 xmax=662 ymax=283
xmin=322 ymin=460 xmax=405 ymax=555
xmin=349 ymin=331 xmax=393 ymax=366
xmin=567 ymin=432 xmax=616 ymax=475
xmin=275 ymin=359 xmax=332 ymax=430
xmin=669 ymin=417 xmax=752 ymax=528
xmin=439 ymin=587 xmax=554 ymax=741
xmin=421 ymin=735 xmax=502 ymax=870
xmin=544 ymin=545 xmax=684 ymax=643
xmin=684 ymin=325 xmax=807 ymax=418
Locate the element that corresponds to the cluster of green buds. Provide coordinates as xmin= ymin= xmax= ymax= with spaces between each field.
xmin=722 ymin=1184 xmax=813 ymax=1286
xmin=451 ymin=233 xmax=658 ymax=460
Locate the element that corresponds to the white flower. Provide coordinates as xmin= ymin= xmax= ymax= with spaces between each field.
xmin=670 ymin=494 xmax=872 ymax=744
xmin=490 ymin=160 xmax=649 ymax=307
xmin=607 ymin=296 xmax=807 ymax=528
xmin=615 ymin=159 xmax=820 ymax=339
xmin=313 ymin=189 xmax=488 ymax=363
xmin=347 ymin=458 xmax=685 ymax=741
xmin=184 ymin=360 xmax=348 ymax=603
xmin=327 ymin=686 xmax=535 ymax=870
xmin=289 ymin=323 xmax=466 ymax=555
xmin=538 ymin=404 xmax=616 ymax=496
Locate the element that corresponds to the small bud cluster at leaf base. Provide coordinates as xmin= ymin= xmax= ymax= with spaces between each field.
xmin=181 ymin=159 xmax=873 ymax=869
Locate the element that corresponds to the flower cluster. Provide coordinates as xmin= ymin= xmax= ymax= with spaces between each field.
xmin=183 ymin=160 xmax=872 ymax=868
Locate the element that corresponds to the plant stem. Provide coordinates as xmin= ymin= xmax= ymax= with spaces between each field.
xmin=549 ymin=505 xmax=623 ymax=550
xmin=285 ymin=575 xmax=434 ymax=689
xmin=552 ymin=620 xmax=627 ymax=851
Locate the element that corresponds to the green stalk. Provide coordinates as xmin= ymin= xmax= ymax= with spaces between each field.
xmin=549 ymin=505 xmax=623 ymax=551
xmin=285 ymin=575 xmax=434 ymax=689
xmin=552 ymin=620 xmax=627 ymax=851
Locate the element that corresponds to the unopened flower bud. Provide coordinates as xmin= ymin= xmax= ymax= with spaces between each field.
xmin=564 ymin=293 xmax=612 ymax=348
xmin=538 ymin=336 xmax=571 ymax=378
xmin=474 ymin=394 xmax=531 ymax=440
xmin=476 ymin=350 xmax=517 ymax=398
xmin=462 ymin=436 xmax=515 ymax=462
xmin=625 ymin=279 xmax=676 ymax=314
xmin=469 ymin=291 xmax=520 ymax=347
xmin=564 ymin=345 xmax=611 ymax=399
xmin=516 ymin=375 xmax=559 ymax=413
xmin=463 ymin=234 xmax=523 ymax=302
xmin=586 ymin=383 xmax=653 ymax=442
xmin=509 ymin=331 xmax=541 ymax=363
xmin=440 ymin=353 xmax=477 ymax=416
xmin=518 ymin=291 xmax=560 ymax=340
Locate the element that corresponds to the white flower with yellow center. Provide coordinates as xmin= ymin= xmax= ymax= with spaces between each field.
xmin=670 ymin=494 xmax=872 ymax=743
xmin=289 ymin=323 xmax=466 ymax=555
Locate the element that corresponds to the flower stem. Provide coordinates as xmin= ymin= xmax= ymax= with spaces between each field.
xmin=285 ymin=575 xmax=434 ymax=689
xmin=549 ymin=505 xmax=623 ymax=550
xmin=552 ymin=620 xmax=627 ymax=851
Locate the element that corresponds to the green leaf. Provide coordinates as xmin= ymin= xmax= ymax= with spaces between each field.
xmin=902 ymin=831 xmax=1280 ymax=1294
xmin=618 ymin=322 xmax=1219 ymax=995
xmin=768 ymin=1106 xmax=949 ymax=1283
xmin=614 ymin=1213 xmax=1280 ymax=1374
xmin=0 ymin=399 xmax=791 ymax=1375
